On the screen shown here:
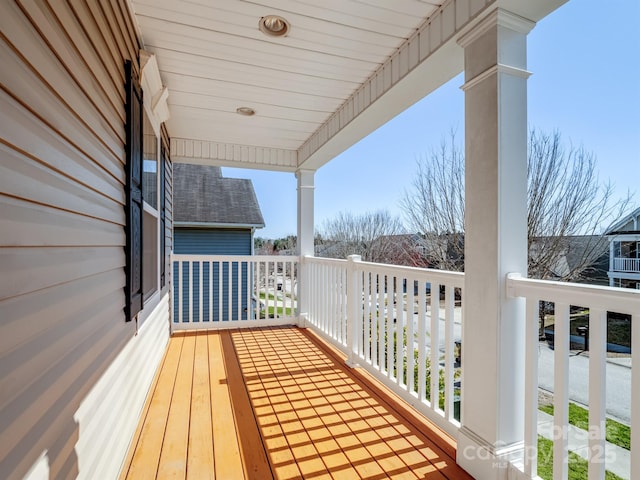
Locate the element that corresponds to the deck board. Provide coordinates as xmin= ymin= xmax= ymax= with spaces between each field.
xmin=121 ymin=326 xmax=472 ymax=480
xmin=207 ymin=332 xmax=244 ymax=479
xmin=157 ymin=331 xmax=195 ymax=478
xmin=187 ymin=333 xmax=214 ymax=479
xmin=220 ymin=330 xmax=273 ymax=479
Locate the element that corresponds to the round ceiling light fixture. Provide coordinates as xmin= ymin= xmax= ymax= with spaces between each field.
xmin=259 ymin=15 xmax=290 ymax=37
xmin=236 ymin=107 xmax=256 ymax=116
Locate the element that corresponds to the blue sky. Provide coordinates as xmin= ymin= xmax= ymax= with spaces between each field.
xmin=225 ymin=0 xmax=639 ymax=239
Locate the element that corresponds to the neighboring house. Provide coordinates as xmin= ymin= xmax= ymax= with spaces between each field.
xmin=173 ymin=163 xmax=264 ymax=255
xmin=375 ymin=233 xmax=432 ymax=267
xmin=606 ymin=207 xmax=640 ymax=289
xmin=172 ymin=164 xmax=265 ymax=321
xmin=529 ymin=235 xmax=609 ymax=285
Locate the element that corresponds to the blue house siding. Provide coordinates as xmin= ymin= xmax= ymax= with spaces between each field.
xmin=173 ymin=228 xmax=253 ymax=323
xmin=174 ymin=228 xmax=252 ymax=255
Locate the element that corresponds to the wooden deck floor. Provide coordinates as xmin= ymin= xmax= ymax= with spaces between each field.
xmin=120 ymin=326 xmax=471 ymax=480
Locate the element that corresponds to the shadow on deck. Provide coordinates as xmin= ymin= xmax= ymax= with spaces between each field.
xmin=120 ymin=326 xmax=471 ymax=479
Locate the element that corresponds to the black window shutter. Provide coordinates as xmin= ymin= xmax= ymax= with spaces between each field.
xmin=125 ymin=60 xmax=144 ymax=321
xmin=160 ymin=141 xmax=167 ymax=288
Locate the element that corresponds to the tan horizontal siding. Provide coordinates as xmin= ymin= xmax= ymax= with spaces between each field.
xmin=0 ymin=196 xmax=125 ymax=248
xmin=0 ymin=37 xmax=124 ymax=172
xmin=0 ymin=270 xmax=124 ymax=356
xmin=0 ymin=1 xmax=169 ymax=479
xmin=0 ymin=288 xmax=125 ymax=415
xmin=0 ymin=246 xmax=124 ymax=302
xmin=0 ymin=144 xmax=123 ymax=225
xmin=19 ymin=0 xmax=125 ymax=140
xmin=73 ymin=0 xmax=126 ymax=87
xmin=2 ymin=1 xmax=125 ymax=156
xmin=1 ymin=296 xmax=126 ymax=469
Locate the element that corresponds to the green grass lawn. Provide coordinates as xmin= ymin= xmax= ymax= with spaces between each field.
xmin=266 ymin=306 xmax=293 ymax=317
xmin=257 ymin=292 xmax=294 ymax=317
xmin=537 ymin=437 xmax=623 ymax=480
xmin=539 ymin=402 xmax=630 ymax=450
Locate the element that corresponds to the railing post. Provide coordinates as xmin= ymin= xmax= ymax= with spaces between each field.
xmin=346 ymin=255 xmax=361 ymax=368
xmin=169 ymin=253 xmax=174 ymax=334
xmin=632 ymin=312 xmax=640 ymax=480
xmin=298 ymin=255 xmax=309 ymax=328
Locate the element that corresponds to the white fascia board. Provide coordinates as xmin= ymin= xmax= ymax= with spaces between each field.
xmin=299 ymin=39 xmax=463 ymax=171
xmin=496 ymin=0 xmax=569 ymax=24
xmin=174 ymin=221 xmax=265 ymax=229
xmin=606 ymin=233 xmax=640 ymax=242
xmin=605 ymin=207 xmax=640 ymax=235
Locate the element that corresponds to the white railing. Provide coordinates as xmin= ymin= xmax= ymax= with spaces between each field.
xmin=171 ymin=255 xmax=298 ymax=330
xmin=306 ymin=255 xmax=464 ymax=437
xmin=306 ymin=256 xmax=349 ymax=351
xmin=507 ymin=274 xmax=640 ymax=480
xmin=614 ymin=257 xmax=640 ymax=272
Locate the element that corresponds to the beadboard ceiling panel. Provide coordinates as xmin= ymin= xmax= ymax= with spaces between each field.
xmin=128 ymin=0 xmax=567 ymax=170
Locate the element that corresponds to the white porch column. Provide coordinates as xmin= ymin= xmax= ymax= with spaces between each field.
xmin=457 ymin=9 xmax=534 ymax=478
xmin=296 ymin=169 xmax=315 ymax=327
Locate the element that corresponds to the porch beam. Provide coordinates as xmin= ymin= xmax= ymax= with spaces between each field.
xmin=170 ymin=139 xmax=298 ymax=172
xmin=456 ymin=8 xmax=534 ymax=478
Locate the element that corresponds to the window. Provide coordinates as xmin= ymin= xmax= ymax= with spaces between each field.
xmin=125 ymin=59 xmax=170 ymax=321
xmin=143 ymin=122 xmax=158 ymax=209
xmin=142 ymin=111 xmax=159 ymax=301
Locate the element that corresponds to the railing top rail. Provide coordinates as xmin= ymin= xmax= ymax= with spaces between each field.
xmin=172 ymin=254 xmax=300 ymax=263
xmin=305 ymin=255 xmax=464 ymax=287
xmin=357 ymin=260 xmax=465 ymax=287
xmin=507 ymin=272 xmax=640 ymax=314
xmin=304 ymin=255 xmax=348 ymax=267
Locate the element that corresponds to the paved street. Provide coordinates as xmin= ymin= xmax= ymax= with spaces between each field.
xmin=395 ymin=303 xmax=631 ymax=425
xmin=537 ymin=341 xmax=631 ymax=423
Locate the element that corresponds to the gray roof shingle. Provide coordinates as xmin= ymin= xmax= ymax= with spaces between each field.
xmin=173 ymin=163 xmax=265 ymax=227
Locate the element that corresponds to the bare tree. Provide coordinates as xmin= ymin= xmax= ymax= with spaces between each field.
xmin=318 ymin=210 xmax=407 ymax=264
xmin=526 ymin=130 xmax=630 ymax=281
xmin=400 ymin=132 xmax=465 ymax=271
xmin=401 ymin=129 xmax=633 ymax=280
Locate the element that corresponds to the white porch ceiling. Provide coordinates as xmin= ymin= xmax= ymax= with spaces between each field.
xmin=128 ymin=0 xmax=567 ymax=172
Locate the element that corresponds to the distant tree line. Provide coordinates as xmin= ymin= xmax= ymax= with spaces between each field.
xmin=254 ymin=235 xmax=297 ymax=255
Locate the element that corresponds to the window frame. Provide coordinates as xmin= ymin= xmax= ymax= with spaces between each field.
xmin=141 ymin=107 xmax=161 ymax=305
